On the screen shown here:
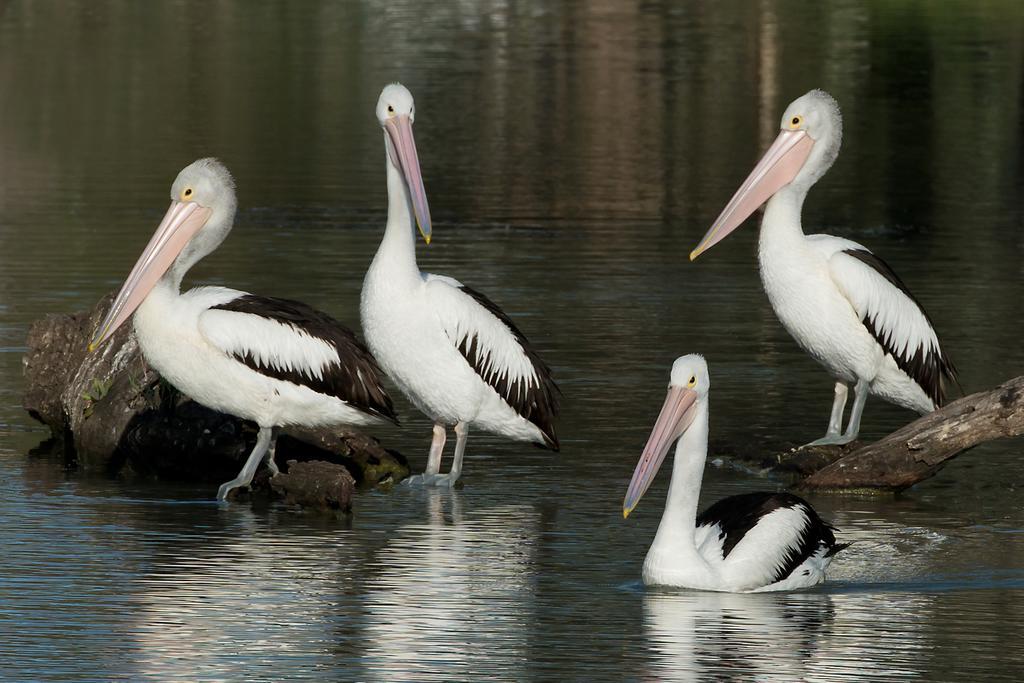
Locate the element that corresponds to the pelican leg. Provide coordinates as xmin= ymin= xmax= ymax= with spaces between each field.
xmin=841 ymin=378 xmax=870 ymax=442
xmin=803 ymin=381 xmax=849 ymax=447
xmin=404 ymin=424 xmax=449 ymax=487
xmin=263 ymin=427 xmax=281 ymax=476
xmin=425 ymin=421 xmax=467 ymax=487
xmin=445 ymin=421 xmax=469 ymax=485
xmin=217 ymin=426 xmax=274 ymax=501
xmin=425 ymin=423 xmax=446 ymax=475
xmin=405 ymin=422 xmax=467 ymax=488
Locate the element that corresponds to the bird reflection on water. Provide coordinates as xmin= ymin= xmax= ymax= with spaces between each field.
xmin=643 ymin=587 xmax=936 ymax=682
xmin=362 ymin=490 xmax=541 ymax=681
xmin=642 ymin=590 xmax=837 ymax=682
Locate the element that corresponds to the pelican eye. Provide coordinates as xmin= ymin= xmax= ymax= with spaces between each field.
xmin=789 ymin=115 xmax=803 ymax=129
xmin=387 ymin=105 xmax=394 ymax=115
xmin=182 ymin=187 xmax=193 ymax=200
xmin=687 ymin=375 xmax=697 ymax=388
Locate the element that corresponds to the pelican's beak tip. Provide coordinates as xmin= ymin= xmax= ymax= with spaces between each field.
xmin=689 ymin=250 xmax=700 ymax=262
xmin=622 ymin=506 xmax=632 ymax=519
xmin=424 ymin=234 xmax=432 ymax=245
xmin=87 ymin=341 xmax=97 ymax=353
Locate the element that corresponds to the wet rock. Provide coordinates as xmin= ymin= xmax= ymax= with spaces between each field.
xmin=268 ymin=460 xmax=355 ymax=513
xmin=22 ymin=292 xmax=409 ymax=503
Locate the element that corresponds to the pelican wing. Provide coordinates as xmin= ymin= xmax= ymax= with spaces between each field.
xmin=197 ymin=291 xmax=396 ymax=422
xmin=697 ymin=492 xmax=845 ymax=589
xmin=819 ymin=240 xmax=956 ymax=407
xmin=425 ymin=274 xmax=560 ymax=449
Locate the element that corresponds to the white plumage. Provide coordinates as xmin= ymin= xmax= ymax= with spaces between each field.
xmin=693 ymin=90 xmax=956 ymax=445
xmin=361 ymin=84 xmax=559 ymax=487
xmin=132 ymin=285 xmax=391 ymax=430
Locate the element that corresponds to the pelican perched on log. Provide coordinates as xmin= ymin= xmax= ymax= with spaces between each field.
xmin=690 ymin=90 xmax=957 ymax=446
xmin=623 ymin=355 xmax=848 ymax=592
xmin=90 ymin=158 xmax=396 ymax=500
xmin=361 ymin=84 xmax=560 ymax=487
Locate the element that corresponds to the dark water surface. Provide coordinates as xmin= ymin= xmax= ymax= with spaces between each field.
xmin=2 ymin=1 xmax=1024 ymax=680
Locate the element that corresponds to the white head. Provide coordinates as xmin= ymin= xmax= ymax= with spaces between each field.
xmin=778 ymin=89 xmax=843 ymax=191
xmin=623 ymin=354 xmax=710 ymax=517
xmin=168 ymin=158 xmax=238 ymax=277
xmin=375 ymin=83 xmax=416 ymax=124
xmin=690 ymin=89 xmax=844 ymax=260
xmin=668 ymin=354 xmax=711 ymax=393
xmin=89 ymin=157 xmax=237 ymax=350
xmin=376 ymin=83 xmax=431 ymax=243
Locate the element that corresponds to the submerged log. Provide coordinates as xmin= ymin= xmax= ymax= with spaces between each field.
xmin=797 ymin=376 xmax=1024 ymax=492
xmin=22 ymin=292 xmax=409 ymax=505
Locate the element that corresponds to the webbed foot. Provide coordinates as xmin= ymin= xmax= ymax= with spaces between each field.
xmin=801 ymin=433 xmax=856 ymax=448
xmin=403 ymin=472 xmax=461 ymax=488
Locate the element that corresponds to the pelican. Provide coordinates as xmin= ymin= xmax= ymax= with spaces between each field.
xmin=691 ymin=90 xmax=957 ymax=446
xmin=361 ymin=84 xmax=560 ymax=487
xmin=623 ymin=355 xmax=848 ymax=592
xmin=90 ymin=158 xmax=397 ymax=500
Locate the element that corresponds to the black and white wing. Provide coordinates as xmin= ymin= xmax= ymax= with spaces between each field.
xmin=817 ymin=237 xmax=957 ymax=407
xmin=198 ymin=293 xmax=397 ymax=422
xmin=696 ymin=492 xmax=848 ymax=588
xmin=425 ymin=274 xmax=560 ymax=449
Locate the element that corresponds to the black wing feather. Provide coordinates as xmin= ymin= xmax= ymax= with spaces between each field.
xmin=697 ymin=492 xmax=846 ymax=584
xmin=842 ymin=248 xmax=958 ymax=407
xmin=210 ymin=294 xmax=398 ymax=423
xmin=456 ymin=285 xmax=561 ymax=450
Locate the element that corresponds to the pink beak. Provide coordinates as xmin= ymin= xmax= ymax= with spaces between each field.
xmin=89 ymin=200 xmax=212 ymax=351
xmin=384 ymin=114 xmax=432 ymax=244
xmin=623 ymin=386 xmax=699 ymax=518
xmin=690 ymin=129 xmax=814 ymax=260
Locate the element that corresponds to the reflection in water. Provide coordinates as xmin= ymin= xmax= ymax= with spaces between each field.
xmin=362 ymin=491 xmax=538 ymax=681
xmin=122 ymin=508 xmax=366 ymax=680
xmin=643 ymin=590 xmax=837 ymax=682
xmin=643 ymin=588 xmax=936 ymax=683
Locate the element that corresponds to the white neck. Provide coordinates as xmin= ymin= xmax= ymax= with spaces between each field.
xmin=760 ymin=185 xmax=808 ymax=246
xmin=369 ymin=145 xmax=420 ymax=281
xmin=165 ymin=211 xmax=233 ymax=294
xmin=165 ymin=257 xmax=190 ymax=294
xmin=646 ymin=401 xmax=710 ymax=567
xmin=133 ymin=275 xmax=179 ymax=354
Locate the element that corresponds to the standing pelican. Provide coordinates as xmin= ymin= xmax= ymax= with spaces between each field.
xmin=90 ymin=158 xmax=397 ymax=500
xmin=623 ymin=355 xmax=848 ymax=592
xmin=361 ymin=84 xmax=559 ymax=487
xmin=691 ymin=90 xmax=957 ymax=446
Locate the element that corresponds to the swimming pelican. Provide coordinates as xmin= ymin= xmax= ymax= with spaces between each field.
xmin=361 ymin=84 xmax=560 ymax=487
xmin=623 ymin=355 xmax=848 ymax=592
xmin=691 ymin=90 xmax=957 ymax=446
xmin=90 ymin=158 xmax=397 ymax=500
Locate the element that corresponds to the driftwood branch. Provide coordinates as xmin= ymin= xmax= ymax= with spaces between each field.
xmin=797 ymin=376 xmax=1024 ymax=492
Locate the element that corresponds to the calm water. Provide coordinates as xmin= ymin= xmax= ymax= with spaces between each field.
xmin=2 ymin=1 xmax=1024 ymax=680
